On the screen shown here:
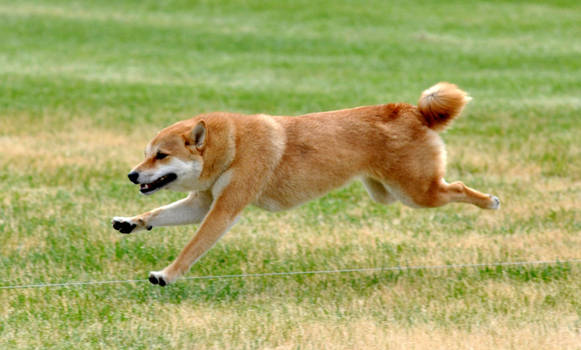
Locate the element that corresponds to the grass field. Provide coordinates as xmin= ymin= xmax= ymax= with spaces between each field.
xmin=1 ymin=0 xmax=580 ymax=348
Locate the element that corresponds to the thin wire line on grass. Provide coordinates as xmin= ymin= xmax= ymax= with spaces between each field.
xmin=1 ymin=258 xmax=579 ymax=290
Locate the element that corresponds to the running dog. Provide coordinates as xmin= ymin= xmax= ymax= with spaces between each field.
xmin=112 ymin=82 xmax=500 ymax=286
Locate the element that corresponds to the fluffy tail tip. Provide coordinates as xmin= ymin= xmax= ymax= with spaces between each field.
xmin=417 ymin=82 xmax=471 ymax=131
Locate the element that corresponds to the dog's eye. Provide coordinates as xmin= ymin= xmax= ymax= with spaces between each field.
xmin=155 ymin=152 xmax=168 ymax=160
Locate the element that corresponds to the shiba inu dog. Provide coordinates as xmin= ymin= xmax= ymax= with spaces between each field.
xmin=112 ymin=82 xmax=500 ymax=286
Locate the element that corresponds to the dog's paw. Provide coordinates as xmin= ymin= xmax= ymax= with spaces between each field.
xmin=488 ymin=195 xmax=501 ymax=210
xmin=148 ymin=270 xmax=174 ymax=287
xmin=112 ymin=216 xmax=147 ymax=234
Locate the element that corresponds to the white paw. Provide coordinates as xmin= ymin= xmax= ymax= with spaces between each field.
xmin=489 ymin=195 xmax=501 ymax=210
xmin=148 ymin=270 xmax=174 ymax=287
xmin=112 ymin=216 xmax=150 ymax=234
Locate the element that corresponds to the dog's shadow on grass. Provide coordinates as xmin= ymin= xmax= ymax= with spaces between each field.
xmin=123 ymin=271 xmax=404 ymax=305
xmin=117 ymin=262 xmax=573 ymax=305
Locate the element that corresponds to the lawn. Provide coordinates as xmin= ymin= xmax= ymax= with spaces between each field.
xmin=1 ymin=0 xmax=580 ymax=349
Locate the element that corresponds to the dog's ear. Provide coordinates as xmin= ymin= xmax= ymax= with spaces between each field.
xmin=191 ymin=121 xmax=207 ymax=150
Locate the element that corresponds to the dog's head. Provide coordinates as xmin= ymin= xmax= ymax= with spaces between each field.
xmin=128 ymin=120 xmax=208 ymax=195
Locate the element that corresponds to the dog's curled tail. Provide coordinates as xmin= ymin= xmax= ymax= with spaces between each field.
xmin=417 ymin=82 xmax=471 ymax=131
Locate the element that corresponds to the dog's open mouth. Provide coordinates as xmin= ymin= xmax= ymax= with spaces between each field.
xmin=140 ymin=173 xmax=177 ymax=194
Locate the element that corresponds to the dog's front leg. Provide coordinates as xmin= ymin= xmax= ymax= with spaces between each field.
xmin=148 ymin=172 xmax=254 ymax=286
xmin=112 ymin=191 xmax=212 ymax=234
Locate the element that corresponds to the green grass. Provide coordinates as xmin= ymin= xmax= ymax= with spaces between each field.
xmin=1 ymin=0 xmax=580 ymax=348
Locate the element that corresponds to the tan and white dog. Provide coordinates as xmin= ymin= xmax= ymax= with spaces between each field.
xmin=112 ymin=82 xmax=500 ymax=286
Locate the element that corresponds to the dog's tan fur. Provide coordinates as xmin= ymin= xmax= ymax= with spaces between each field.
xmin=112 ymin=82 xmax=500 ymax=286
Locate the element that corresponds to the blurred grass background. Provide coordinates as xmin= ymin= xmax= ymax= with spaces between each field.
xmin=1 ymin=0 xmax=580 ymax=349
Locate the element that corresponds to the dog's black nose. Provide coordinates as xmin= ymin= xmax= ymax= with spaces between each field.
xmin=128 ymin=171 xmax=139 ymax=184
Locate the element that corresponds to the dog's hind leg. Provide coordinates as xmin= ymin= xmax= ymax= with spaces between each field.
xmin=362 ymin=177 xmax=397 ymax=205
xmin=399 ymin=178 xmax=500 ymax=210
xmin=434 ymin=179 xmax=500 ymax=209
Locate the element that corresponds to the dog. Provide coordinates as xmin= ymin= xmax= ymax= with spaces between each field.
xmin=112 ymin=82 xmax=500 ymax=286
